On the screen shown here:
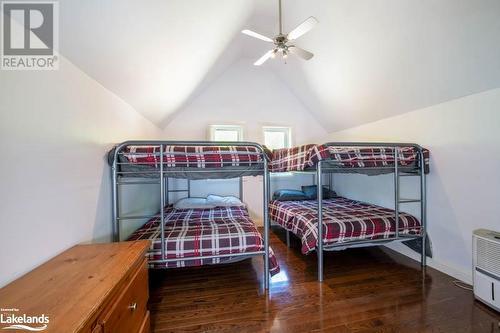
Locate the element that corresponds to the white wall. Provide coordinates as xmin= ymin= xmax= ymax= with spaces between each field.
xmin=318 ymin=88 xmax=500 ymax=283
xmin=0 ymin=57 xmax=162 ymax=287
xmin=163 ymin=59 xmax=327 ymax=221
xmin=163 ymin=58 xmax=326 ymax=143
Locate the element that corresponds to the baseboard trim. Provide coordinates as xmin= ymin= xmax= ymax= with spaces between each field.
xmin=382 ymin=243 xmax=472 ymax=285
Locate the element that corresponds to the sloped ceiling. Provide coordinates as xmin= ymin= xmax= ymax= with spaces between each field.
xmin=262 ymin=0 xmax=500 ymax=131
xmin=59 ymin=0 xmax=253 ymax=125
xmin=60 ymin=0 xmax=500 ymax=132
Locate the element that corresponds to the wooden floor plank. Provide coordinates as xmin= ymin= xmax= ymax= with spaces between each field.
xmin=148 ymin=227 xmax=500 ymax=332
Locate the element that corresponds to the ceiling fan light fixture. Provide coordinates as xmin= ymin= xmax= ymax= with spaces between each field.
xmin=241 ymin=0 xmax=318 ymax=66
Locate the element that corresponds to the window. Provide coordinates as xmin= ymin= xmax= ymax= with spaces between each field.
xmin=209 ymin=125 xmax=243 ymax=142
xmin=263 ymin=127 xmax=291 ymax=150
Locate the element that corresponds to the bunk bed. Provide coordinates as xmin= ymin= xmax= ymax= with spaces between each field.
xmin=268 ymin=142 xmax=429 ymax=282
xmin=109 ymin=141 xmax=278 ymax=290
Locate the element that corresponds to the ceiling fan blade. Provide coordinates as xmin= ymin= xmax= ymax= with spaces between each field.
xmin=287 ymin=16 xmax=318 ymax=40
xmin=254 ymin=50 xmax=274 ymax=66
xmin=289 ymin=46 xmax=314 ymax=60
xmin=242 ymin=29 xmax=273 ymax=42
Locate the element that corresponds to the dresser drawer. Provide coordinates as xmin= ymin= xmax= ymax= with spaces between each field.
xmin=100 ymin=259 xmax=149 ymax=333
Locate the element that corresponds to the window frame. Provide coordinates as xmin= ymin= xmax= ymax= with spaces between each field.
xmin=209 ymin=125 xmax=244 ymax=142
xmin=262 ymin=126 xmax=292 ymax=150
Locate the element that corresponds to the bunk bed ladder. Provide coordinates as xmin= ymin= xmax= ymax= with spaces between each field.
xmin=394 ymin=148 xmax=427 ymax=267
xmin=164 ymin=178 xmax=191 ymax=206
xmin=317 ymin=160 xmax=324 ymax=282
xmin=160 ymin=145 xmax=166 ymax=261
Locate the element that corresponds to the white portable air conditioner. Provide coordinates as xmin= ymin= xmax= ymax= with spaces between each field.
xmin=473 ymin=229 xmax=500 ymax=311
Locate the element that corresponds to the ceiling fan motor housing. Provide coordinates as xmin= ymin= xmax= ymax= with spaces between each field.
xmin=274 ymin=35 xmax=289 ymax=55
xmin=274 ymin=35 xmax=288 ymax=45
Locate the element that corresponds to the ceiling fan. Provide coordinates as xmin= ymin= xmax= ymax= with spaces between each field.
xmin=242 ymin=0 xmax=318 ymax=66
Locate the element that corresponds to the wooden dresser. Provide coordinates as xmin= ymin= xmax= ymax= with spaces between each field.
xmin=0 ymin=241 xmax=151 ymax=333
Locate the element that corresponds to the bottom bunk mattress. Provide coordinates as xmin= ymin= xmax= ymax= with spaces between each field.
xmin=269 ymin=197 xmax=422 ymax=254
xmin=128 ymin=205 xmax=280 ymax=275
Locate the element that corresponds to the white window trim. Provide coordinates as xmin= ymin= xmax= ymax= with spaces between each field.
xmin=262 ymin=126 xmax=292 ymax=149
xmin=209 ymin=125 xmax=244 ymax=142
xmin=264 ymin=126 xmax=293 ymax=177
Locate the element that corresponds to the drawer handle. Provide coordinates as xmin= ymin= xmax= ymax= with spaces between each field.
xmin=128 ymin=302 xmax=137 ymax=311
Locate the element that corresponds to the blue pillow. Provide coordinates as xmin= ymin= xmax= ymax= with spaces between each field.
xmin=301 ymin=185 xmax=337 ymax=199
xmin=273 ymin=189 xmax=309 ymax=201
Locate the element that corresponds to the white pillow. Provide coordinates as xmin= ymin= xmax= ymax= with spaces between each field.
xmin=206 ymin=195 xmax=245 ymax=207
xmin=173 ymin=197 xmax=216 ymax=210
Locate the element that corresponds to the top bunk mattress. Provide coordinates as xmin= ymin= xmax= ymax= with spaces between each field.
xmin=108 ymin=144 xmax=270 ymax=179
xmin=269 ymin=144 xmax=430 ymax=175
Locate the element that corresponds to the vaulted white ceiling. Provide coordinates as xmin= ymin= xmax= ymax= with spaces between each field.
xmin=60 ymin=0 xmax=254 ymax=125
xmin=60 ymin=0 xmax=500 ymax=132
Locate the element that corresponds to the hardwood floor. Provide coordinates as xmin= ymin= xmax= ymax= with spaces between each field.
xmin=149 ymin=227 xmax=500 ymax=332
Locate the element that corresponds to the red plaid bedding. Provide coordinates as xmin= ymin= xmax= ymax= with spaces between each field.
xmin=128 ymin=205 xmax=280 ymax=275
xmin=326 ymin=146 xmax=430 ymax=173
xmin=269 ymin=144 xmax=430 ymax=173
xmin=269 ymin=197 xmax=422 ymax=254
xmin=121 ymin=145 xmax=266 ymax=168
xmin=269 ymin=144 xmax=329 ymax=172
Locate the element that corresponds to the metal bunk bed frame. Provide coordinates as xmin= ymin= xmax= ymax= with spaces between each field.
xmin=273 ymin=142 xmax=427 ymax=282
xmin=111 ymin=140 xmax=272 ymax=289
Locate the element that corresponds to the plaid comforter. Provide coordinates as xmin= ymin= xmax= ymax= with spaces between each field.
xmin=120 ymin=145 xmax=266 ymax=168
xmin=269 ymin=144 xmax=430 ymax=173
xmin=269 ymin=144 xmax=329 ymax=172
xmin=128 ymin=206 xmax=280 ymax=275
xmin=327 ymin=146 xmax=430 ymax=172
xmin=269 ymin=197 xmax=422 ymax=254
